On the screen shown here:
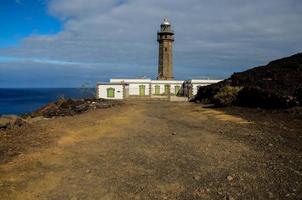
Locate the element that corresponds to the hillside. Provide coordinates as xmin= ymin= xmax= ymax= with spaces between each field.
xmin=195 ymin=53 xmax=302 ymax=108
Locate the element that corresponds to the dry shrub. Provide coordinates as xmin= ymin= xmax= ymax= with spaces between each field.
xmin=213 ymin=86 xmax=242 ymax=106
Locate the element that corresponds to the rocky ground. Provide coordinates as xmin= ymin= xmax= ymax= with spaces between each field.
xmin=0 ymin=98 xmax=122 ymax=130
xmin=0 ymin=100 xmax=301 ymax=199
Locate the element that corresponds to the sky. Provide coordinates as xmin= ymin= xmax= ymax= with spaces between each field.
xmin=0 ymin=0 xmax=301 ymax=88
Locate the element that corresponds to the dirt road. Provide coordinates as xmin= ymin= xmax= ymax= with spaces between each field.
xmin=0 ymin=100 xmax=301 ymax=199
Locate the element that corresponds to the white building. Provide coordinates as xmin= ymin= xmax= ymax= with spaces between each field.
xmin=96 ymin=83 xmax=126 ymax=100
xmin=96 ymin=78 xmax=221 ymax=100
xmin=96 ymin=18 xmax=222 ymax=100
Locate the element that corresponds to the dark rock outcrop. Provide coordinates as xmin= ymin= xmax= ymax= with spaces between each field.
xmin=31 ymin=98 xmax=122 ymax=118
xmin=195 ymin=53 xmax=302 ymax=108
xmin=0 ymin=98 xmax=121 ymax=130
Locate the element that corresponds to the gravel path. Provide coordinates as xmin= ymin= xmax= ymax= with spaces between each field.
xmin=0 ymin=100 xmax=301 ymax=199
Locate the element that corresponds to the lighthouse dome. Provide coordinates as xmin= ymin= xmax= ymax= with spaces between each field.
xmin=161 ymin=18 xmax=170 ymax=25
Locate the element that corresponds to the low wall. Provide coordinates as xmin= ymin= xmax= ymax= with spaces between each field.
xmin=170 ymin=96 xmax=188 ymax=102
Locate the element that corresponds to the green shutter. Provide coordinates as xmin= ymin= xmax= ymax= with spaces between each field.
xmin=164 ymin=85 xmax=169 ymax=95
xmin=139 ymin=85 xmax=145 ymax=96
xmin=175 ymin=86 xmax=180 ymax=95
xmin=155 ymin=85 xmax=160 ymax=95
xmin=107 ymin=88 xmax=115 ymax=98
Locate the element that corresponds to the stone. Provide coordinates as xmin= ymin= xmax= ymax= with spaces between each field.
xmin=227 ymin=195 xmax=235 ymax=200
xmin=95 ymin=102 xmax=111 ymax=109
xmin=75 ymin=104 xmax=89 ymax=113
xmin=268 ymin=143 xmax=273 ymax=147
xmin=227 ymin=175 xmax=234 ymax=181
xmin=70 ymin=196 xmax=78 ymax=200
xmin=85 ymin=169 xmax=91 ymax=174
xmin=193 ymin=175 xmax=201 ymax=181
xmin=172 ymin=132 xmax=176 ymax=135
xmin=223 ymin=195 xmax=235 ymax=200
xmin=268 ymin=192 xmax=274 ymax=198
xmin=199 ymin=189 xmax=205 ymax=194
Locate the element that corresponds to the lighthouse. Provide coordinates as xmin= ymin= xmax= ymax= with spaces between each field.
xmin=157 ymin=18 xmax=174 ymax=80
xmin=96 ymin=18 xmax=222 ymax=100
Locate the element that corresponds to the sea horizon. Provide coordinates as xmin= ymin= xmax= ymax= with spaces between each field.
xmin=0 ymin=88 xmax=95 ymax=115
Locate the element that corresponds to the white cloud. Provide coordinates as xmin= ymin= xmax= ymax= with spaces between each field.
xmin=1 ymin=0 xmax=302 ymax=86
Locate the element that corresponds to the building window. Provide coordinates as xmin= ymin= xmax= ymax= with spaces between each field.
xmin=175 ymin=86 xmax=180 ymax=95
xmin=164 ymin=84 xmax=170 ymax=95
xmin=139 ymin=85 xmax=145 ymax=96
xmin=107 ymin=88 xmax=115 ymax=98
xmin=155 ymin=85 xmax=160 ymax=95
xmin=165 ymin=47 xmax=167 ymax=52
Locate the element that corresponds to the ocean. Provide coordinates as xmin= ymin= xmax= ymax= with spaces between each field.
xmin=0 ymin=88 xmax=95 ymax=115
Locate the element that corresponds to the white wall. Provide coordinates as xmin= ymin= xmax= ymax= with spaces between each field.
xmin=97 ymin=79 xmax=221 ymax=98
xmin=192 ymin=84 xmax=211 ymax=96
xmin=151 ymin=80 xmax=184 ymax=95
xmin=191 ymin=79 xmax=222 ymax=84
xmin=170 ymin=84 xmax=183 ymax=94
xmin=97 ymin=84 xmax=124 ymax=100
xmin=151 ymin=84 xmax=164 ymax=95
xmin=190 ymin=80 xmax=222 ymax=96
xmin=150 ymin=83 xmax=183 ymax=95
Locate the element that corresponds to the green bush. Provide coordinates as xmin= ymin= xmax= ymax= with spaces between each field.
xmin=213 ymin=86 xmax=242 ymax=106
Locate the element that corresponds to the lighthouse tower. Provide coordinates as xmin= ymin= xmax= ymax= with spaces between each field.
xmin=157 ymin=18 xmax=174 ymax=80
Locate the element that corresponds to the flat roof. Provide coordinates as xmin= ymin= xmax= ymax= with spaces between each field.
xmin=190 ymin=79 xmax=222 ymax=83
xmin=110 ymin=78 xmax=151 ymax=83
xmin=98 ymin=78 xmax=222 ymax=85
xmin=151 ymin=80 xmax=184 ymax=84
xmin=96 ymin=82 xmax=128 ymax=85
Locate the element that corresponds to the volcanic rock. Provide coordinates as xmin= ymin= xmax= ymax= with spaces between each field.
xmin=195 ymin=53 xmax=302 ymax=108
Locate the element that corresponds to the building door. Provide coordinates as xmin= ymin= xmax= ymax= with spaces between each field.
xmin=155 ymin=85 xmax=160 ymax=95
xmin=164 ymin=85 xmax=170 ymax=95
xmin=107 ymin=88 xmax=115 ymax=98
xmin=139 ymin=85 xmax=145 ymax=96
xmin=175 ymin=86 xmax=180 ymax=95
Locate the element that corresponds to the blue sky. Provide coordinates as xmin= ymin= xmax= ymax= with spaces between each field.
xmin=0 ymin=0 xmax=61 ymax=47
xmin=0 ymin=0 xmax=302 ymax=88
